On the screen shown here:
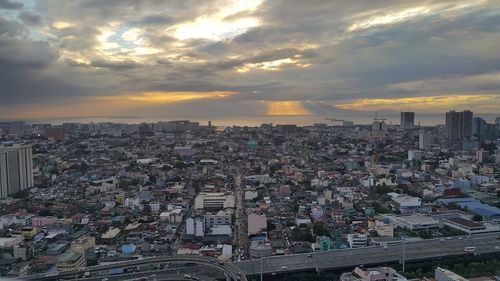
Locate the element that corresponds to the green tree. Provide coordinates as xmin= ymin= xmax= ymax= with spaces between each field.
xmin=472 ymin=214 xmax=483 ymax=221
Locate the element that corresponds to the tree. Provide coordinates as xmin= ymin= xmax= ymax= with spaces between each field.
xmin=472 ymin=214 xmax=483 ymax=222
xmin=313 ymin=222 xmax=330 ymax=237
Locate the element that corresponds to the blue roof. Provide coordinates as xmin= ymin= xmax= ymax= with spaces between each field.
xmin=437 ymin=198 xmax=478 ymax=204
xmin=121 ymin=244 xmax=136 ymax=254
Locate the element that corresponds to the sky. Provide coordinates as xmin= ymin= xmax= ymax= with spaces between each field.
xmin=0 ymin=0 xmax=499 ymax=125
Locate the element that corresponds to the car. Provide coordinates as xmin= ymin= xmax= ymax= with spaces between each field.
xmin=383 ymin=245 xmax=388 ymax=250
xmin=281 ymin=266 xmax=288 ymax=269
xmin=494 ymin=246 xmax=500 ymax=250
xmin=446 ymin=237 xmax=452 ymax=240
xmin=458 ymin=237 xmax=463 ymax=240
xmin=440 ymin=238 xmax=445 ymax=242
xmin=307 ymin=254 xmax=313 ymax=258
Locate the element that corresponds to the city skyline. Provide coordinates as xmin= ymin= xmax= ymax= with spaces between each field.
xmin=1 ymin=0 xmax=500 ymax=121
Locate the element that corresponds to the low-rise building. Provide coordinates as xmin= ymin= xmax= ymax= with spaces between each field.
xmin=57 ymin=250 xmax=86 ymax=272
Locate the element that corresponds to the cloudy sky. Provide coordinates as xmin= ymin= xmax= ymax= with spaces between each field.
xmin=0 ymin=0 xmax=499 ymax=124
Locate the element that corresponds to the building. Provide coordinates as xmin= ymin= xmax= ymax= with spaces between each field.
xmin=46 ymin=127 xmax=66 ymax=141
xmin=317 ymin=236 xmax=334 ymax=252
xmin=249 ymin=240 xmax=272 ymax=259
xmin=442 ymin=218 xmax=485 ymax=235
xmin=247 ymin=213 xmax=267 ymax=236
xmin=57 ymin=250 xmax=86 ymax=272
xmin=340 ymin=266 xmax=408 ymax=281
xmin=385 ymin=215 xmax=439 ymax=230
xmin=408 ymin=150 xmax=422 ymax=161
xmin=204 ymin=210 xmax=231 ymax=230
xmin=194 ymin=192 xmax=235 ymax=210
xmin=347 ymin=234 xmax=368 ymax=248
xmin=476 ymin=149 xmax=489 ymax=163
xmin=435 ymin=267 xmax=467 ymax=281
xmin=446 ymin=110 xmax=473 ymax=142
xmin=185 ymin=217 xmax=205 ymax=237
xmin=369 ymin=120 xmax=388 ymax=141
xmin=419 ymin=129 xmax=430 ymax=150
xmin=0 ymin=145 xmax=34 ymax=198
xmin=71 ymin=236 xmax=96 ymax=254
xmin=391 ymin=195 xmax=421 ymax=214
xmin=400 ymin=112 xmax=414 ymax=130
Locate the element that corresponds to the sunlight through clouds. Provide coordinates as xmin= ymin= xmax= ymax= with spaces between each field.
xmin=267 ymin=101 xmax=312 ymax=116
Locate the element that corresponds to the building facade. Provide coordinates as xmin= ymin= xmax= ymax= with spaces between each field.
xmin=0 ymin=145 xmax=34 ymax=198
xmin=400 ymin=112 xmax=415 ymax=130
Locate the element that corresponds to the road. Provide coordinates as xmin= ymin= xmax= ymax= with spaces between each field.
xmin=24 ymin=256 xmax=247 ymax=281
xmin=233 ymin=232 xmax=500 ymax=275
xmin=24 ymin=233 xmax=500 ymax=280
xmin=233 ymin=174 xmax=248 ymax=260
xmin=83 ymin=271 xmax=218 ymax=281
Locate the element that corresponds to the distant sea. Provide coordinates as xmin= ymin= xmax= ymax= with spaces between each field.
xmin=12 ymin=112 xmax=500 ymax=127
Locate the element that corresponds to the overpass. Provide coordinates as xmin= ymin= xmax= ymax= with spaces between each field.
xmin=234 ymin=232 xmax=500 ymax=275
xmin=24 ymin=256 xmax=247 ymax=281
xmin=23 ymin=233 xmax=500 ymax=280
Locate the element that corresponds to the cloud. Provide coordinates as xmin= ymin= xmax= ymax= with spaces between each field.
xmin=1 ymin=0 xmax=500 ymax=121
xmin=0 ymin=0 xmax=22 ymax=9
xmin=335 ymin=94 xmax=500 ymax=113
xmin=98 ymin=91 xmax=239 ymax=104
xmin=19 ymin=12 xmax=43 ymax=26
xmin=267 ymin=101 xmax=312 ymax=116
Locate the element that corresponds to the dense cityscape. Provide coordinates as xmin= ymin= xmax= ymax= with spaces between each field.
xmin=1 ymin=111 xmax=500 ymax=281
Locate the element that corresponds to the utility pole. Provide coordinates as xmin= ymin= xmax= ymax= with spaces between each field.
xmin=402 ymin=239 xmax=406 ymax=273
xmin=260 ymin=251 xmax=263 ymax=281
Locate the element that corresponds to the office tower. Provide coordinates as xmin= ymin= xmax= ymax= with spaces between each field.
xmin=472 ymin=117 xmax=485 ymax=136
xmin=419 ymin=129 xmax=430 ymax=150
xmin=445 ymin=110 xmax=472 ymax=142
xmin=0 ymin=145 xmax=34 ymax=198
xmin=400 ymin=112 xmax=415 ymax=129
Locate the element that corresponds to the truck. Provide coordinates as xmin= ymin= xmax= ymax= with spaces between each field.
xmin=109 ymin=268 xmax=124 ymax=275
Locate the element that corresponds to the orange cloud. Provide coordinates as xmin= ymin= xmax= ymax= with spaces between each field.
xmin=99 ymin=91 xmax=238 ymax=104
xmin=335 ymin=94 xmax=500 ymax=113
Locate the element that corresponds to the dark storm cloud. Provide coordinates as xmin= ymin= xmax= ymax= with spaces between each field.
xmin=19 ymin=12 xmax=43 ymax=26
xmin=0 ymin=0 xmax=22 ymax=9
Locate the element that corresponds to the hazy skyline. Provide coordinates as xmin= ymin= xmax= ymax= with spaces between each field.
xmin=1 ymin=0 xmax=500 ymax=122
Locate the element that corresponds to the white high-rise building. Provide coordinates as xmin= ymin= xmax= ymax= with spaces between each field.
xmin=419 ymin=129 xmax=430 ymax=150
xmin=0 ymin=145 xmax=34 ymax=198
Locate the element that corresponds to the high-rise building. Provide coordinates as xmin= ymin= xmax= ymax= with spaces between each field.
xmin=400 ymin=112 xmax=415 ymax=129
xmin=369 ymin=120 xmax=388 ymax=141
xmin=0 ymin=145 xmax=34 ymax=198
xmin=419 ymin=129 xmax=431 ymax=150
xmin=445 ymin=110 xmax=472 ymax=142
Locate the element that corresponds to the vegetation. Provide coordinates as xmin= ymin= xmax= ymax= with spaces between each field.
xmin=291 ymin=226 xmax=314 ymax=242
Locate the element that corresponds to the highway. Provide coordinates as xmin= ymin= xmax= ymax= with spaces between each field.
xmin=233 ymin=232 xmax=500 ymax=275
xmin=23 ymin=233 xmax=500 ymax=280
xmin=24 ymin=256 xmax=247 ymax=281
